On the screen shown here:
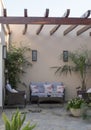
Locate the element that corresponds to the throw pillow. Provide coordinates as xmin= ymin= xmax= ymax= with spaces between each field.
xmin=6 ymin=83 xmax=12 ymax=92
xmin=11 ymin=89 xmax=18 ymax=93
xmin=31 ymin=85 xmax=39 ymax=93
xmin=87 ymin=88 xmax=91 ymax=93
xmin=44 ymin=84 xmax=53 ymax=93
xmin=6 ymin=84 xmax=18 ymax=93
xmin=57 ymin=85 xmax=64 ymax=93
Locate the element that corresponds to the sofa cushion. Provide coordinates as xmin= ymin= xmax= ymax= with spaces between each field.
xmin=53 ymin=92 xmax=64 ymax=97
xmin=30 ymin=82 xmax=45 ymax=93
xmin=31 ymin=85 xmax=39 ymax=93
xmin=31 ymin=92 xmax=48 ymax=97
xmin=44 ymin=84 xmax=53 ymax=93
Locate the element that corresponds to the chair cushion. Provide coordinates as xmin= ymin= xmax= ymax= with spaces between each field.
xmin=11 ymin=89 xmax=18 ymax=93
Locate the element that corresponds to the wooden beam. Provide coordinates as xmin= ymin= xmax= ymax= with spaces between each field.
xmin=3 ymin=9 xmax=11 ymax=34
xmin=77 ymin=25 xmax=91 ymax=36
xmin=50 ymin=9 xmax=70 ymax=35
xmin=36 ymin=9 xmax=49 ymax=35
xmin=63 ymin=10 xmax=90 ymax=35
xmin=23 ymin=9 xmax=28 ymax=34
xmin=1 ymin=17 xmax=91 ymax=25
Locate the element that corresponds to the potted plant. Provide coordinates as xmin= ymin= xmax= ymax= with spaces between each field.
xmin=67 ymin=97 xmax=86 ymax=116
xmin=52 ymin=48 xmax=91 ymax=92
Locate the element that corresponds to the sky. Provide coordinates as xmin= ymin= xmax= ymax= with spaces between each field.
xmin=3 ymin=0 xmax=91 ymax=17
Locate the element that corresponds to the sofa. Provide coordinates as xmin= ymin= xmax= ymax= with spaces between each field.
xmin=29 ymin=82 xmax=65 ymax=105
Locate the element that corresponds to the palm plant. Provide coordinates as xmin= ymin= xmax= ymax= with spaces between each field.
xmin=5 ymin=45 xmax=32 ymax=88
xmin=53 ymin=49 xmax=91 ymax=91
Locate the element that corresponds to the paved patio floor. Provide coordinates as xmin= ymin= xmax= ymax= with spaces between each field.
xmin=0 ymin=103 xmax=91 ymax=130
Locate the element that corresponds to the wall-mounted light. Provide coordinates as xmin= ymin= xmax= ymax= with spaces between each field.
xmin=63 ymin=50 xmax=68 ymax=62
xmin=32 ymin=50 xmax=37 ymax=61
xmin=3 ymin=45 xmax=7 ymax=59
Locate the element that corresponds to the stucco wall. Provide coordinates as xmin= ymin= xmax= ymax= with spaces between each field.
xmin=10 ymin=25 xmax=91 ymax=100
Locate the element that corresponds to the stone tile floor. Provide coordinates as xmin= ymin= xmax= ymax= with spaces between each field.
xmin=0 ymin=103 xmax=91 ymax=130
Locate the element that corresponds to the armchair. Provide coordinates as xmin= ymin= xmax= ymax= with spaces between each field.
xmin=5 ymin=83 xmax=26 ymax=107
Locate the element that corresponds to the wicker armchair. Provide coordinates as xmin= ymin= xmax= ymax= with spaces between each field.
xmin=5 ymin=84 xmax=26 ymax=107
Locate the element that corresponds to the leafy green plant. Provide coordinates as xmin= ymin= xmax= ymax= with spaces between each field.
xmin=5 ymin=45 xmax=32 ymax=88
xmin=2 ymin=110 xmax=36 ymax=130
xmin=52 ymin=48 xmax=91 ymax=90
xmin=67 ymin=97 xmax=86 ymax=110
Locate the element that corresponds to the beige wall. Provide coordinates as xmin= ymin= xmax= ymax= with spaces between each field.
xmin=10 ymin=25 xmax=91 ymax=100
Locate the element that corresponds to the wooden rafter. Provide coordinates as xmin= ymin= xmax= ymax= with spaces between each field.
xmin=63 ymin=10 xmax=90 ymax=35
xmin=77 ymin=25 xmax=91 ymax=36
xmin=3 ymin=9 xmax=11 ymax=34
xmin=23 ymin=9 xmax=28 ymax=34
xmin=36 ymin=9 xmax=49 ymax=35
xmin=50 ymin=9 xmax=70 ymax=35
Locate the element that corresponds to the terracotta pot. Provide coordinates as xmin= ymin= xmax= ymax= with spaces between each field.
xmin=70 ymin=108 xmax=82 ymax=117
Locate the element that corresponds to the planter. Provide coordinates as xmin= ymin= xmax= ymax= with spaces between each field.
xmin=70 ymin=108 xmax=82 ymax=117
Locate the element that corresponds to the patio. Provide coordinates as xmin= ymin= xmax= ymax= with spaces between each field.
xmin=0 ymin=103 xmax=91 ymax=130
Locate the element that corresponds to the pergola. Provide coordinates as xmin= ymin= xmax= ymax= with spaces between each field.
xmin=1 ymin=8 xmax=91 ymax=109
xmin=1 ymin=9 xmax=91 ymax=36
